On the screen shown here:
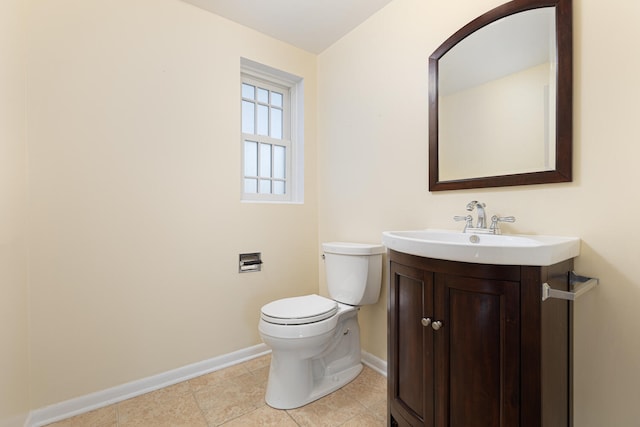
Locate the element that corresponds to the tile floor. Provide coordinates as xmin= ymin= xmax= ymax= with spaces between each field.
xmin=45 ymin=354 xmax=387 ymax=427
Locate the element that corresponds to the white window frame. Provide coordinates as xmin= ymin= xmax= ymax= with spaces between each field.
xmin=240 ymin=58 xmax=304 ymax=203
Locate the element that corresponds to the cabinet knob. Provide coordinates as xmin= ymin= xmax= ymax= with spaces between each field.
xmin=421 ymin=317 xmax=432 ymax=327
xmin=431 ymin=320 xmax=443 ymax=331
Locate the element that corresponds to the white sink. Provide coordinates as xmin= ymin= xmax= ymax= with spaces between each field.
xmin=382 ymin=229 xmax=580 ymax=266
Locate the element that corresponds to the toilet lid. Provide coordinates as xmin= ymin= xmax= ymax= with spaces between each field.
xmin=261 ymin=294 xmax=338 ymax=325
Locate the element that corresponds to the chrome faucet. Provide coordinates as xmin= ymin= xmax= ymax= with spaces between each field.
xmin=466 ymin=200 xmax=486 ymax=228
xmin=454 ymin=201 xmax=516 ymax=234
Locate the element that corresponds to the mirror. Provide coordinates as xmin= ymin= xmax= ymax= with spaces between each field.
xmin=429 ymin=0 xmax=572 ymax=191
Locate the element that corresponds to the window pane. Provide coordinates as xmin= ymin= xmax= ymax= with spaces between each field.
xmin=259 ymin=179 xmax=271 ymax=194
xmin=242 ymin=101 xmax=255 ymax=134
xmin=260 ymin=143 xmax=272 ymax=177
xmin=273 ymin=181 xmax=285 ymax=195
xmin=271 ymin=108 xmax=282 ymax=139
xmin=257 ymin=88 xmax=269 ymax=103
xmin=257 ymin=105 xmax=269 ymax=136
xmin=241 ymin=68 xmax=294 ymax=201
xmin=273 ymin=145 xmax=286 ymax=179
xmin=244 ymin=178 xmax=257 ymax=193
xmin=272 ymin=92 xmax=283 ymax=107
xmin=244 ymin=141 xmax=258 ymax=176
xmin=242 ymin=84 xmax=255 ymax=100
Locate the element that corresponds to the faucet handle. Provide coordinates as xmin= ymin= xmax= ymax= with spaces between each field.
xmin=454 ymin=215 xmax=473 ymax=231
xmin=489 ymin=215 xmax=516 ymax=233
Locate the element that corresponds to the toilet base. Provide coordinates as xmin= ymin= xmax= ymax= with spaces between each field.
xmin=261 ymin=308 xmax=363 ymax=410
xmin=265 ymin=362 xmax=363 ymax=410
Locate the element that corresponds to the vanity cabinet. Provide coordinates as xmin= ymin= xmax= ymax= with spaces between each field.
xmin=387 ymin=249 xmax=573 ymax=427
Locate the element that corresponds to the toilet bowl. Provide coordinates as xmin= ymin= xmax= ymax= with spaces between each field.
xmin=258 ymin=242 xmax=384 ymax=409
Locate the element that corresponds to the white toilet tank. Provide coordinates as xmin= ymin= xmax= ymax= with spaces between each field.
xmin=322 ymin=242 xmax=386 ymax=306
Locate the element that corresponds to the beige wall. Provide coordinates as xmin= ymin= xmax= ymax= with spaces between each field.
xmin=318 ymin=0 xmax=640 ymax=425
xmin=25 ymin=0 xmax=318 ymax=408
xmin=0 ymin=0 xmax=30 ymax=425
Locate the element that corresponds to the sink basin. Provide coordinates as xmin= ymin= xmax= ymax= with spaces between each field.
xmin=382 ymin=229 xmax=580 ymax=266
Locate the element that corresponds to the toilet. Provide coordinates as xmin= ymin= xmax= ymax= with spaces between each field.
xmin=258 ymin=242 xmax=385 ymax=409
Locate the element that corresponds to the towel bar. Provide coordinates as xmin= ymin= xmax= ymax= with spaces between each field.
xmin=542 ymin=271 xmax=599 ymax=301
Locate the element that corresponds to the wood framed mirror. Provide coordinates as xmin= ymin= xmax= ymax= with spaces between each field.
xmin=429 ymin=0 xmax=572 ymax=191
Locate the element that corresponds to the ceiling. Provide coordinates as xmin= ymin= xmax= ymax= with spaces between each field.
xmin=181 ymin=0 xmax=394 ymax=54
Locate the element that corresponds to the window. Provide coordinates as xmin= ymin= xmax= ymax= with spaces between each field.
xmin=241 ymin=59 xmax=303 ymax=203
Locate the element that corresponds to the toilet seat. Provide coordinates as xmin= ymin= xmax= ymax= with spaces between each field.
xmin=261 ymin=294 xmax=338 ymax=325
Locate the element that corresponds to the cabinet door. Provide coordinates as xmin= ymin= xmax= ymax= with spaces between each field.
xmin=389 ymin=262 xmax=434 ymax=426
xmin=433 ymin=273 xmax=520 ymax=427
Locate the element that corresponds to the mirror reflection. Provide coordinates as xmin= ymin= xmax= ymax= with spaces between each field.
xmin=438 ymin=7 xmax=556 ymax=181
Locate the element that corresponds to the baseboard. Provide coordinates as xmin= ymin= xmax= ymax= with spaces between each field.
xmin=26 ymin=343 xmax=270 ymax=427
xmin=361 ymin=350 xmax=387 ymax=377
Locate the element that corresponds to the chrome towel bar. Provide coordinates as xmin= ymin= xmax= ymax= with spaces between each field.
xmin=542 ymin=271 xmax=599 ymax=301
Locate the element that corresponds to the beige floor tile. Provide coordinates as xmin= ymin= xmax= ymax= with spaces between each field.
xmin=242 ymin=354 xmax=271 ymax=373
xmin=340 ymin=412 xmax=386 ymax=427
xmin=221 ymin=404 xmax=298 ymax=426
xmin=248 ymin=364 xmax=270 ymax=384
xmin=287 ymin=388 xmax=367 ymax=427
xmin=342 ymin=367 xmax=387 ymax=409
xmin=189 ymin=363 xmax=251 ymax=392
xmin=117 ymin=382 xmax=207 ymax=427
xmin=367 ymin=398 xmax=388 ymax=422
xmin=118 ymin=381 xmax=192 ymax=413
xmin=44 ymin=406 xmax=117 ymax=427
xmin=195 ymin=372 xmax=266 ymax=425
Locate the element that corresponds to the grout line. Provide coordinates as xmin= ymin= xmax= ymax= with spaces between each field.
xmin=188 ymin=382 xmax=207 ymax=427
xmin=285 ymin=409 xmax=302 ymax=427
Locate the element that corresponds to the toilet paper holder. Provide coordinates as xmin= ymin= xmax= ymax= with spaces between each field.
xmin=239 ymin=252 xmax=263 ymax=273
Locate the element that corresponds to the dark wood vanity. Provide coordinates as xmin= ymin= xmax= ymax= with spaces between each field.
xmin=387 ymin=249 xmax=573 ymax=427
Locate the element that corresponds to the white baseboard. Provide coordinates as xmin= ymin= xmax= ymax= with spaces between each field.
xmin=361 ymin=350 xmax=388 ymax=377
xmin=26 ymin=344 xmax=387 ymax=427
xmin=26 ymin=343 xmax=270 ymax=427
